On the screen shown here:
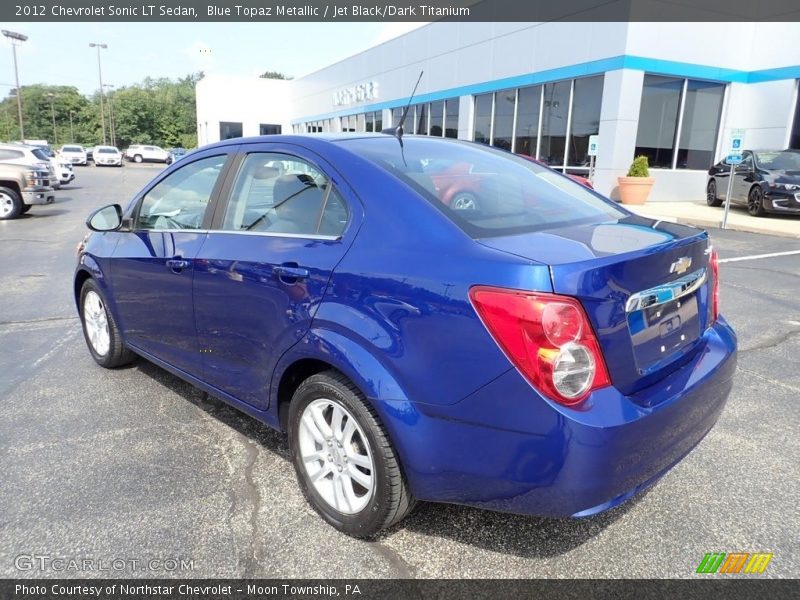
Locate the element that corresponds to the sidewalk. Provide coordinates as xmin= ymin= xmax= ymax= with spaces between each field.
xmin=625 ymin=200 xmax=800 ymax=239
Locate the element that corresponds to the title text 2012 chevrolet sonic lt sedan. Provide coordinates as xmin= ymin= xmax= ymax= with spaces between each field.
xmin=75 ymin=135 xmax=737 ymax=537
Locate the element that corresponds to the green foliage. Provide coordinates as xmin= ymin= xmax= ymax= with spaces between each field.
xmin=259 ymin=70 xmax=292 ymax=80
xmin=627 ymin=155 xmax=650 ymax=177
xmin=0 ymin=73 xmax=201 ymax=150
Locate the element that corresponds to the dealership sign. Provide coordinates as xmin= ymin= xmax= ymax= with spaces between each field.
xmin=333 ymin=81 xmax=379 ymax=106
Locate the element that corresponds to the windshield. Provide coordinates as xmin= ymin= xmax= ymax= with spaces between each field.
xmin=31 ymin=148 xmax=50 ymax=161
xmin=62 ymin=146 xmax=83 ymax=153
xmin=97 ymin=148 xmax=119 ymax=154
xmin=754 ymin=150 xmax=800 ymax=170
xmin=342 ymin=137 xmax=624 ymax=237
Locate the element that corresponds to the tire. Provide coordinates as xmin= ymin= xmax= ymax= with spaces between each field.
xmin=0 ymin=186 xmax=23 ymax=220
xmin=133 ymin=154 xmax=143 ymax=163
xmin=747 ymin=186 xmax=767 ymax=217
xmin=706 ymin=180 xmax=722 ymax=207
xmin=79 ymin=279 xmax=135 ymax=368
xmin=288 ymin=371 xmax=415 ymax=537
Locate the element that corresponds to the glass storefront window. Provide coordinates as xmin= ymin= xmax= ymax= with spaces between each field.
xmin=677 ymin=80 xmax=725 ymax=169
xmin=445 ymin=99 xmax=459 ymax=138
xmin=492 ymin=89 xmax=515 ymax=151
xmin=515 ymin=85 xmax=541 ymax=157
xmin=567 ymin=76 xmax=603 ymax=166
xmin=635 ymin=75 xmax=683 ymax=168
xmin=430 ymin=101 xmax=444 ymax=137
xmin=473 ymin=93 xmax=493 ymax=144
xmin=416 ymin=103 xmax=428 ymax=135
xmin=539 ymin=81 xmax=570 ymax=166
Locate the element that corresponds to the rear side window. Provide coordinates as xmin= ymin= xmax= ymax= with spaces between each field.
xmin=342 ymin=137 xmax=624 ymax=238
xmin=222 ymin=152 xmax=348 ymax=237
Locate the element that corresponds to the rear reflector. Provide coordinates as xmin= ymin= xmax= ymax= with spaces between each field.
xmin=469 ymin=286 xmax=611 ymax=406
xmin=709 ymin=247 xmax=720 ymax=322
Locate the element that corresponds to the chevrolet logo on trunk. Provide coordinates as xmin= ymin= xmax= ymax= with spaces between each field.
xmin=670 ymin=257 xmax=692 ymax=275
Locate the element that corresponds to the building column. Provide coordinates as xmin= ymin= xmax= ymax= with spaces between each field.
xmin=594 ymin=69 xmax=644 ymax=200
xmin=458 ymin=95 xmax=473 ymax=140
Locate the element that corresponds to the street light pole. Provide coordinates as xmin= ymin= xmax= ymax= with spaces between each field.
xmin=69 ymin=110 xmax=74 ymax=142
xmin=104 ymin=84 xmax=115 ymax=147
xmin=89 ymin=42 xmax=107 ymax=144
xmin=2 ymin=29 xmax=28 ymax=140
xmin=46 ymin=92 xmax=57 ymax=144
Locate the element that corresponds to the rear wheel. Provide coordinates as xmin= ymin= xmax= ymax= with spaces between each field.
xmin=706 ymin=180 xmax=722 ymax=207
xmin=0 ymin=186 xmax=23 ymax=220
xmin=288 ymin=371 xmax=415 ymax=537
xmin=747 ymin=186 xmax=766 ymax=217
xmin=133 ymin=154 xmax=143 ymax=163
xmin=79 ymin=279 xmax=135 ymax=368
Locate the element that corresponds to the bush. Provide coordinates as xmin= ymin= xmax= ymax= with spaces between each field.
xmin=627 ymin=155 xmax=650 ymax=177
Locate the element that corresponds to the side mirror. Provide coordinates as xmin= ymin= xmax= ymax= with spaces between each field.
xmin=86 ymin=204 xmax=123 ymax=232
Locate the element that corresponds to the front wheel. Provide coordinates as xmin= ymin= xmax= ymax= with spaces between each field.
xmin=706 ymin=180 xmax=722 ymax=207
xmin=133 ymin=155 xmax=143 ymax=163
xmin=0 ymin=186 xmax=23 ymax=220
xmin=288 ymin=371 xmax=415 ymax=537
xmin=79 ymin=279 xmax=135 ymax=368
xmin=747 ymin=186 xmax=767 ymax=217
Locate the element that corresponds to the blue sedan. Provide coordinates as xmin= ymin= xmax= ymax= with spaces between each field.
xmin=74 ymin=134 xmax=737 ymax=537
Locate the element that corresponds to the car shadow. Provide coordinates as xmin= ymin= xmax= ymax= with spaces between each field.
xmin=130 ymin=358 xmax=640 ymax=558
xmin=19 ymin=208 xmax=72 ymax=218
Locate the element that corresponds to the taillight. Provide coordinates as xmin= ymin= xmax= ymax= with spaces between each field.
xmin=469 ymin=286 xmax=611 ymax=406
xmin=709 ymin=247 xmax=720 ymax=322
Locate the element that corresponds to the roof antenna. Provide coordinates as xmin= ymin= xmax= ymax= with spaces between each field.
xmin=381 ymin=70 xmax=423 ymax=146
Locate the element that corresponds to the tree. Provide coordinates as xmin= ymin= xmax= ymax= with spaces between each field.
xmin=259 ymin=70 xmax=292 ymax=80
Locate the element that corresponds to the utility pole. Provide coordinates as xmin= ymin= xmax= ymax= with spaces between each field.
xmin=89 ymin=42 xmax=107 ymax=144
xmin=2 ymin=29 xmax=28 ymax=140
xmin=46 ymin=92 xmax=57 ymax=144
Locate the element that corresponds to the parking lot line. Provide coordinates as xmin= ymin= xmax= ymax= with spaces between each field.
xmin=718 ymin=250 xmax=800 ymax=264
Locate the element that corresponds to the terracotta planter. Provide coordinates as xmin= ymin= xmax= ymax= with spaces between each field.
xmin=617 ymin=176 xmax=654 ymax=205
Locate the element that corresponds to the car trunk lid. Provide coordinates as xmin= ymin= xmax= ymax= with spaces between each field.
xmin=479 ymin=216 xmax=713 ymax=396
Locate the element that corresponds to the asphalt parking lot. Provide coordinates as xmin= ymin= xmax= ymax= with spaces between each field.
xmin=0 ymin=164 xmax=798 ymax=579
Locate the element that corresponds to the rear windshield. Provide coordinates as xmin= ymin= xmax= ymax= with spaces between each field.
xmin=97 ymin=148 xmax=119 ymax=154
xmin=62 ymin=146 xmax=83 ymax=152
xmin=342 ymin=137 xmax=624 ymax=237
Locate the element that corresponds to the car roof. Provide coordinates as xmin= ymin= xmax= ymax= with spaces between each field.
xmin=198 ymin=133 xmax=463 ymax=153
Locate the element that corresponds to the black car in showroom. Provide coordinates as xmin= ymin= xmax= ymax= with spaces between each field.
xmin=706 ymin=149 xmax=800 ymax=217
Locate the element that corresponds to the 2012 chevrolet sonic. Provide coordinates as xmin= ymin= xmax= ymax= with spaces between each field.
xmin=75 ymin=134 xmax=737 ymax=537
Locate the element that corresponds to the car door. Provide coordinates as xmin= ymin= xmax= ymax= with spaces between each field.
xmin=732 ymin=152 xmax=755 ymax=204
xmin=109 ymin=150 xmax=236 ymax=375
xmin=193 ymin=145 xmax=360 ymax=408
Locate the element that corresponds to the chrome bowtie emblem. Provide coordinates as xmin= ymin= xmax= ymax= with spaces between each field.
xmin=670 ymin=256 xmax=692 ymax=275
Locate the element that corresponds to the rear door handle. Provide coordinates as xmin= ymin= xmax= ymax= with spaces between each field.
xmin=166 ymin=258 xmax=190 ymax=271
xmin=273 ymin=265 xmax=309 ymax=280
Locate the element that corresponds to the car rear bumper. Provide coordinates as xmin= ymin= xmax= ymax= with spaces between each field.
xmin=388 ymin=318 xmax=737 ymax=517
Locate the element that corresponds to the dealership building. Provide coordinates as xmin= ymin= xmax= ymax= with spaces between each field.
xmin=196 ymin=21 xmax=800 ymax=201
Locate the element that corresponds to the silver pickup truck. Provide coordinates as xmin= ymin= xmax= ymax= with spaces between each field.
xmin=0 ymin=162 xmax=55 ymax=220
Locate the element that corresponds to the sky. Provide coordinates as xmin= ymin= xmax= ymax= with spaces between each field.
xmin=0 ymin=22 xmax=424 ymax=95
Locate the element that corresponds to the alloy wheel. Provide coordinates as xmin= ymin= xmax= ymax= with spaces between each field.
xmin=0 ymin=193 xmax=14 ymax=218
xmin=298 ymin=398 xmax=375 ymax=514
xmin=83 ymin=290 xmax=111 ymax=356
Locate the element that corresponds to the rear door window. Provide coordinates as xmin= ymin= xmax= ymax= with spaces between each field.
xmin=221 ymin=152 xmax=348 ymax=237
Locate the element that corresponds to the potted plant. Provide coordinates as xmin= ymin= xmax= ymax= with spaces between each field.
xmin=618 ymin=155 xmax=654 ymax=205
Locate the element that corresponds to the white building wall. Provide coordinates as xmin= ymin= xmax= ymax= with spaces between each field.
xmin=195 ymin=74 xmax=293 ymax=145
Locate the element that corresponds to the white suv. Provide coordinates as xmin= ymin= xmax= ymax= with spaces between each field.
xmin=124 ymin=144 xmax=170 ymax=163
xmin=0 ymin=143 xmax=59 ymax=187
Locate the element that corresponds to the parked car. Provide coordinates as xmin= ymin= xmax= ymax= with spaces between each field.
xmin=85 ymin=146 xmax=96 ymax=162
xmin=75 ymin=135 xmax=737 ymax=537
xmin=0 ymin=143 xmax=59 ymax=187
xmin=124 ymin=144 xmax=170 ymax=163
xmin=93 ymin=146 xmax=123 ymax=167
xmin=0 ymin=161 xmax=55 ymax=219
xmin=59 ymin=144 xmax=88 ymax=166
xmin=166 ymin=147 xmax=188 ymax=165
xmin=707 ymin=149 xmax=800 ymax=217
xmin=36 ymin=145 xmax=75 ymax=187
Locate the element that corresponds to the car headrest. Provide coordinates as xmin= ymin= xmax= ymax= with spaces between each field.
xmin=253 ymin=165 xmax=281 ymax=180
